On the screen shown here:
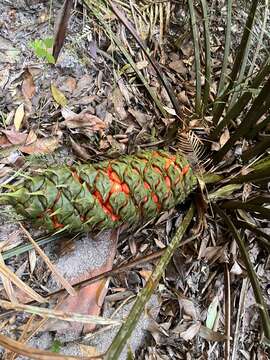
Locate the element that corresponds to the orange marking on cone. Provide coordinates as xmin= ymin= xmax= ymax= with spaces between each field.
xmin=52 ymin=215 xmax=64 ymax=229
xmin=122 ymin=183 xmax=130 ymax=194
xmin=165 ymin=176 xmax=171 ymax=188
xmin=152 ymin=194 xmax=159 ymax=204
xmin=165 ymin=158 xmax=173 ymax=170
xmin=93 ymin=190 xmax=103 ymax=204
xmin=111 ymin=183 xmax=122 ymax=193
xmin=111 ymin=214 xmax=120 ymax=222
xmin=181 ymin=164 xmax=190 ymax=175
xmin=144 ymin=182 xmax=150 ymax=190
xmin=153 ymin=166 xmax=162 ymax=174
xmin=110 ymin=171 xmax=121 ymax=184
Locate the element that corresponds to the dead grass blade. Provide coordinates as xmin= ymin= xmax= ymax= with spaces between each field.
xmin=105 ymin=204 xmax=195 ymax=360
xmin=236 ymin=220 xmax=270 ymax=251
xmin=231 ymin=278 xmax=249 ymax=360
xmin=224 ymin=263 xmax=231 ymax=360
xmin=0 ymin=333 xmax=102 ymax=360
xmin=247 ymin=0 xmax=269 ymax=78
xmin=0 ymin=259 xmax=46 ymax=303
xmin=19 ymin=223 xmax=76 ymax=297
xmin=0 ymin=299 xmax=121 ymax=326
xmin=84 ymin=0 xmax=167 ymax=118
xmin=215 ymin=206 xmax=270 ymax=340
xmin=0 ymin=254 xmax=17 ymax=303
xmin=53 ymin=0 xmax=73 ymax=61
xmin=216 ymin=0 xmax=232 ymax=97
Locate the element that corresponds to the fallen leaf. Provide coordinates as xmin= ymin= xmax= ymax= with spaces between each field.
xmin=14 ymin=104 xmax=25 ymax=131
xmin=163 ymin=106 xmax=177 ymax=116
xmin=169 ymin=60 xmax=187 ymax=75
xmin=139 ymin=270 xmax=152 ymax=282
xmin=178 ymin=298 xmax=198 ymax=320
xmin=206 ymin=295 xmax=219 ymax=330
xmin=20 ymin=137 xmax=60 ymax=155
xmin=1 ymin=130 xmax=28 ymax=145
xmin=22 ymin=69 xmax=35 ymax=100
xmin=61 ymin=110 xmax=106 ymax=135
xmin=69 ymin=136 xmax=91 ymax=160
xmin=112 ymin=87 xmax=127 ymax=120
xmin=220 ymin=128 xmax=230 ymax=146
xmin=51 ymin=83 xmax=67 ymax=107
xmin=198 ymin=325 xmax=228 ymax=341
xmin=128 ymin=108 xmax=152 ymax=128
xmin=180 ymin=321 xmax=201 ymax=341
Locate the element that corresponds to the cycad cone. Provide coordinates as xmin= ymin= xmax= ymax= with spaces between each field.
xmin=0 ymin=150 xmax=197 ymax=232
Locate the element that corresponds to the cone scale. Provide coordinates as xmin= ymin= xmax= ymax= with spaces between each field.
xmin=0 ymin=150 xmax=197 ymax=233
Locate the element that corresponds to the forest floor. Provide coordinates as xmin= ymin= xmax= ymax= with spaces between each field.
xmin=0 ymin=0 xmax=269 ymax=359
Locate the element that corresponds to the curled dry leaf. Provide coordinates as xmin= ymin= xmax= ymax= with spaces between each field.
xmin=60 ymin=110 xmax=106 ymax=136
xmin=22 ymin=68 xmax=35 ymax=100
xmin=20 ymin=137 xmax=60 ymax=155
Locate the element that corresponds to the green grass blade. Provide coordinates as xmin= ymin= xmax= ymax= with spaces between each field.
xmin=200 ymin=0 xmax=211 ymax=113
xmin=215 ymin=206 xmax=270 ymax=340
xmin=210 ymin=56 xmax=270 ymax=139
xmin=212 ymin=0 xmax=259 ymax=125
xmin=187 ymin=0 xmax=201 ymax=114
xmin=105 ymin=204 xmax=195 ymax=360
xmin=214 ymin=77 xmax=270 ymax=162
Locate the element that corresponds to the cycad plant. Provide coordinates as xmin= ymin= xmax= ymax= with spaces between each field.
xmin=0 ymin=0 xmax=270 ymax=358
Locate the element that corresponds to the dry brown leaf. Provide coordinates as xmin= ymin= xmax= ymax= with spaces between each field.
xmin=198 ymin=325 xmax=228 ymax=342
xmin=22 ymin=69 xmax=35 ymax=100
xmin=112 ymin=87 xmax=127 ymax=121
xmin=128 ymin=108 xmax=152 ymax=128
xmin=178 ymin=298 xmax=198 ymax=320
xmin=1 ymin=130 xmax=28 ymax=145
xmin=69 ymin=137 xmax=91 ymax=160
xmin=220 ymin=128 xmax=230 ymax=147
xmin=180 ymin=321 xmax=201 ymax=341
xmin=61 ymin=110 xmax=106 ymax=135
xmin=20 ymin=137 xmax=60 ymax=155
xmin=168 ymin=60 xmax=187 ymax=75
